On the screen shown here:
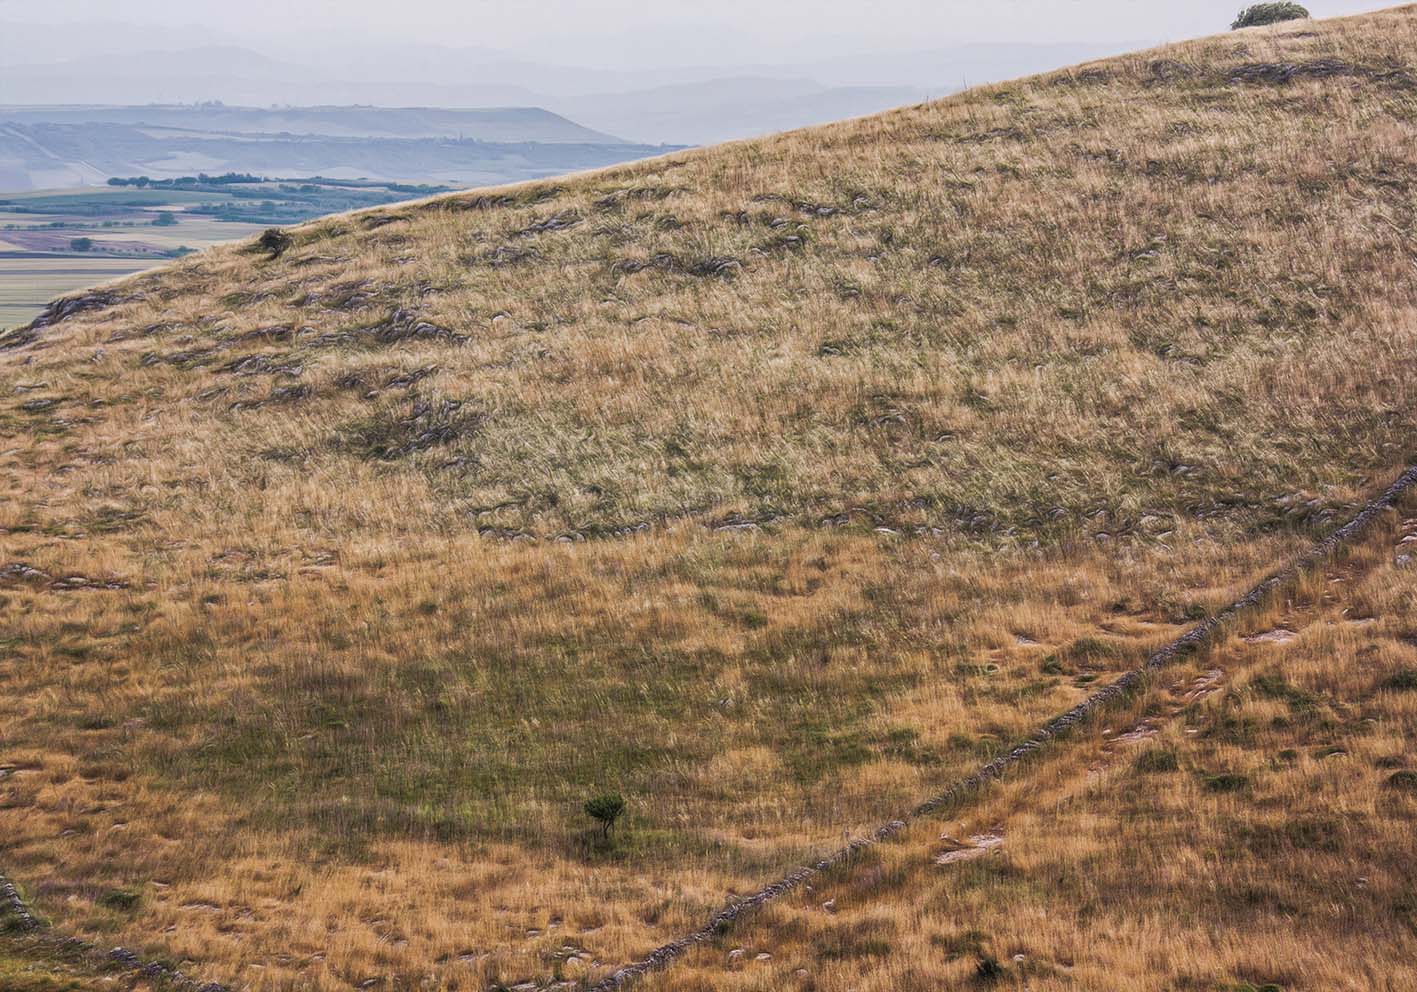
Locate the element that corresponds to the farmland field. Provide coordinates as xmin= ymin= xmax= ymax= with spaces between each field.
xmin=0 ymin=178 xmax=454 ymax=328
xmin=0 ymin=186 xmax=267 ymax=327
xmin=0 ymin=257 xmax=168 ymax=327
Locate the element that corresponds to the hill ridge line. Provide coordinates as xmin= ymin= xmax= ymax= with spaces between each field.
xmin=580 ymin=461 xmax=1417 ymax=992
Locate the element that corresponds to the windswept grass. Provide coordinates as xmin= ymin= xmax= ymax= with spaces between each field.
xmin=2 ymin=6 xmax=1416 ymax=990
xmin=655 ymin=501 xmax=1417 ymax=992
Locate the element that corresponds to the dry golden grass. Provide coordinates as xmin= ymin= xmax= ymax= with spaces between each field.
xmin=2 ymin=5 xmax=1416 ymax=990
xmin=0 ymin=932 xmax=167 ymax=992
xmin=655 ymin=501 xmax=1417 ymax=992
xmin=4 ymin=525 xmax=1298 ymax=990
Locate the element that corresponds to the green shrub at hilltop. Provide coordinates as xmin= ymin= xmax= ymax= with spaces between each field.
xmin=1233 ymin=3 xmax=1310 ymax=29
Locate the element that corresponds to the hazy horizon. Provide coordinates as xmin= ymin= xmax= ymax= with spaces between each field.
xmin=0 ymin=1 xmax=1401 ymax=174
xmin=0 ymin=0 xmax=1392 ymax=70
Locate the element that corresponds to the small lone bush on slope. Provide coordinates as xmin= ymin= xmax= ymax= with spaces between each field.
xmin=584 ymin=794 xmax=626 ymax=840
xmin=256 ymin=227 xmax=293 ymax=259
xmin=1233 ymin=3 xmax=1310 ymax=29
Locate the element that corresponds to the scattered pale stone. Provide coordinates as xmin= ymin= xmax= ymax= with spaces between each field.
xmin=936 ymin=832 xmax=1004 ymax=865
xmin=1113 ymin=722 xmax=1159 ymax=745
xmin=1182 ymin=669 xmax=1226 ymax=703
xmin=1245 ymin=628 xmax=1298 ymax=645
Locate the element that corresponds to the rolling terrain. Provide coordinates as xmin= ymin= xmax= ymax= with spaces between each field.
xmin=0 ymin=105 xmax=670 ymax=192
xmin=0 ymin=105 xmax=624 ymax=143
xmin=0 ymin=36 xmax=1136 ymax=147
xmin=3 ymin=7 xmax=1417 ymax=992
xmin=0 ymin=180 xmax=458 ymax=327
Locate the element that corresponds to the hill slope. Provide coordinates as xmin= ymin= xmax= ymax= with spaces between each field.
xmin=663 ymin=511 xmax=1417 ymax=991
xmin=2 ymin=7 xmax=1416 ymax=992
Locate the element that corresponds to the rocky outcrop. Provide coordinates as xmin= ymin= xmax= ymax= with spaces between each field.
xmin=0 ymin=289 xmax=129 ymax=350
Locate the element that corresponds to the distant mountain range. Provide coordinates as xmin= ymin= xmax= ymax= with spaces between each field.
xmin=0 ymin=33 xmax=1139 ymax=147
xmin=0 ymin=105 xmax=625 ymax=143
xmin=0 ymin=108 xmax=674 ymax=191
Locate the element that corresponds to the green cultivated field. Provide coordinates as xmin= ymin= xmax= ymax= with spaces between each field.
xmin=0 ymin=177 xmax=453 ymax=328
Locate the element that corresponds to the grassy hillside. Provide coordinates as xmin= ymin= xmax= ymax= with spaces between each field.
xmin=2 ymin=7 xmax=1416 ymax=991
xmin=662 ymin=505 xmax=1417 ymax=991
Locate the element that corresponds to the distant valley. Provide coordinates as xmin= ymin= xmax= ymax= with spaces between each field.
xmin=0 ymin=35 xmax=1138 ymax=146
xmin=0 ymin=175 xmax=460 ymax=326
xmin=0 ymin=105 xmax=673 ymax=191
xmin=0 ymin=34 xmax=1139 ymax=324
xmin=0 ymin=68 xmax=934 ymax=327
xmin=0 ymin=101 xmax=677 ymax=325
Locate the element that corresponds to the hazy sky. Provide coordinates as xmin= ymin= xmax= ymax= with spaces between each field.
xmin=0 ymin=0 xmax=1392 ymax=65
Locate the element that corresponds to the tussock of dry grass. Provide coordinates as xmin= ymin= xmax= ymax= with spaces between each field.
xmin=2 ymin=6 xmax=1417 ymax=990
